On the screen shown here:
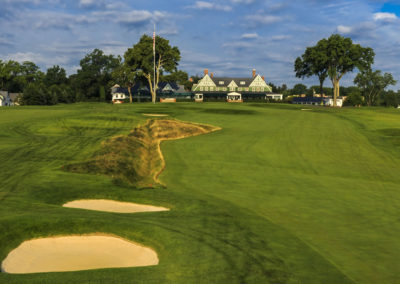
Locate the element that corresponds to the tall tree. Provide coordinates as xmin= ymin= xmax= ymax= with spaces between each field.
xmin=294 ymin=45 xmax=329 ymax=96
xmin=74 ymin=49 xmax=121 ymax=101
xmin=291 ymin=83 xmax=308 ymax=95
xmin=319 ymin=34 xmax=374 ymax=106
xmin=44 ymin=65 xmax=67 ymax=86
xmin=124 ymin=34 xmax=181 ymax=103
xmin=354 ymin=68 xmax=397 ymax=106
xmin=111 ymin=65 xmax=136 ymax=103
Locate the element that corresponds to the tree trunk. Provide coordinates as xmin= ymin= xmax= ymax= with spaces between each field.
xmin=319 ymin=79 xmax=324 ymax=98
xmin=128 ymin=86 xmax=132 ymax=103
xmin=333 ymin=79 xmax=340 ymax=107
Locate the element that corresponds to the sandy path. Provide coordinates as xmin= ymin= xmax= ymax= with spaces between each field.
xmin=62 ymin=199 xmax=169 ymax=213
xmin=142 ymin=113 xmax=169 ymax=117
xmin=1 ymin=235 xmax=159 ymax=274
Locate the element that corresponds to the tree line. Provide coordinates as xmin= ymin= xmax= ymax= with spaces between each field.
xmin=294 ymin=34 xmax=398 ymax=107
xmin=1 ymin=33 xmax=398 ymax=107
xmin=0 ymin=35 xmax=190 ymax=105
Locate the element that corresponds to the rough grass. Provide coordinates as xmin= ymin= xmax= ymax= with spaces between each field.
xmin=0 ymin=103 xmax=400 ymax=283
xmin=64 ymin=119 xmax=220 ymax=188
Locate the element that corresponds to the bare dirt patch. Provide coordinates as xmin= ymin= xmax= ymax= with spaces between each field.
xmin=64 ymin=119 xmax=220 ymax=188
xmin=1 ymin=235 xmax=158 ymax=274
xmin=63 ymin=199 xmax=169 ymax=213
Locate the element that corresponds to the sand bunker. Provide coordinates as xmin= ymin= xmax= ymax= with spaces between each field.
xmin=63 ymin=199 xmax=169 ymax=213
xmin=142 ymin=113 xmax=169 ymax=117
xmin=1 ymin=235 xmax=158 ymax=274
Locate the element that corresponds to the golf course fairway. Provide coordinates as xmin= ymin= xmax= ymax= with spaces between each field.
xmin=0 ymin=102 xmax=399 ymax=283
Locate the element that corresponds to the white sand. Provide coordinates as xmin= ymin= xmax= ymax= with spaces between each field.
xmin=1 ymin=235 xmax=159 ymax=274
xmin=142 ymin=113 xmax=169 ymax=117
xmin=63 ymin=199 xmax=169 ymax=213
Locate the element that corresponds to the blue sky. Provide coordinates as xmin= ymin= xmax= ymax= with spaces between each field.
xmin=1 ymin=0 xmax=400 ymax=89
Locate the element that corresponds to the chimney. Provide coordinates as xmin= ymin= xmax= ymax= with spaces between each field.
xmin=262 ymin=75 xmax=265 ymax=81
xmin=204 ymin=69 xmax=209 ymax=76
xmin=252 ymin=69 xmax=256 ymax=78
xmin=210 ymin=73 xmax=214 ymax=78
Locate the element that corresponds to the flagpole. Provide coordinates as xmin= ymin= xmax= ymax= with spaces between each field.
xmin=153 ymin=23 xmax=156 ymax=104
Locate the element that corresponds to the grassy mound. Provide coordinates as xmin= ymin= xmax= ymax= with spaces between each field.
xmin=64 ymin=119 xmax=220 ymax=188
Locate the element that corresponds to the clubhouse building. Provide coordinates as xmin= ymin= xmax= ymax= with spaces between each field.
xmin=192 ymin=69 xmax=275 ymax=102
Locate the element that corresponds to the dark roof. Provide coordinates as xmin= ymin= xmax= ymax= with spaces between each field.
xmin=113 ymin=82 xmax=182 ymax=94
xmin=292 ymin=97 xmax=323 ymax=103
xmin=210 ymin=77 xmax=254 ymax=87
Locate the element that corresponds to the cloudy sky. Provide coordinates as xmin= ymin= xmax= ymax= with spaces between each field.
xmin=1 ymin=0 xmax=400 ymax=88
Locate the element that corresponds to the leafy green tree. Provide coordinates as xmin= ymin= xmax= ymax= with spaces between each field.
xmin=22 ymin=82 xmax=56 ymax=105
xmin=354 ymin=68 xmax=397 ymax=106
xmin=124 ymin=34 xmax=181 ymax=103
xmin=162 ymin=70 xmax=188 ymax=84
xmin=381 ymin=90 xmax=398 ymax=107
xmin=0 ymin=60 xmax=43 ymax=92
xmin=74 ymin=49 xmax=121 ymax=101
xmin=343 ymin=89 xmax=363 ymax=106
xmin=45 ymin=65 xmax=67 ymax=86
xmin=291 ymin=83 xmax=308 ymax=95
xmin=111 ymin=65 xmax=137 ymax=103
xmin=317 ymin=34 xmax=374 ymax=106
xmin=295 ymin=44 xmax=329 ymax=96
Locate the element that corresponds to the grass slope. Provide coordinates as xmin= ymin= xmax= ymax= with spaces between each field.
xmin=0 ymin=103 xmax=399 ymax=283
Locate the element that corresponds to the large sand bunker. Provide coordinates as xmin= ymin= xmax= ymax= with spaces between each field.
xmin=63 ymin=199 xmax=169 ymax=213
xmin=1 ymin=235 xmax=159 ymax=274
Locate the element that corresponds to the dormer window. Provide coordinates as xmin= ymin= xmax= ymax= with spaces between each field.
xmin=240 ymin=81 xmax=245 ymax=85
xmin=219 ymin=81 xmax=224 ymax=85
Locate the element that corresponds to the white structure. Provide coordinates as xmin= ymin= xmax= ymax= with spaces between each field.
xmin=111 ymin=84 xmax=128 ymax=103
xmin=194 ymin=94 xmax=203 ymax=102
xmin=324 ymin=97 xmax=343 ymax=107
xmin=266 ymin=94 xmax=283 ymax=100
xmin=192 ymin=69 xmax=272 ymax=102
xmin=0 ymin=91 xmax=12 ymax=106
xmin=227 ymin=92 xmax=242 ymax=102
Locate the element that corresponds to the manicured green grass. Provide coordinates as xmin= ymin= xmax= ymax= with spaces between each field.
xmin=0 ymin=102 xmax=399 ymax=283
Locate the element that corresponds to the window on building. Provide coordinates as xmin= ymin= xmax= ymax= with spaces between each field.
xmin=200 ymin=87 xmax=204 ymax=91
xmin=240 ymin=81 xmax=245 ymax=85
xmin=205 ymin=87 xmax=209 ymax=91
xmin=219 ymin=81 xmax=224 ymax=85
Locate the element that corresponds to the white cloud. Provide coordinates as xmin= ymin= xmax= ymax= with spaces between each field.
xmin=337 ymin=25 xmax=353 ymax=34
xmin=373 ymin=12 xmax=397 ymax=22
xmin=189 ymin=1 xmax=232 ymax=12
xmin=241 ymin=33 xmax=258 ymax=39
xmin=245 ymin=14 xmax=282 ymax=25
xmin=79 ymin=0 xmax=104 ymax=9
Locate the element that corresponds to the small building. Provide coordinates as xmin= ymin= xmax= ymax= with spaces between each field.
xmin=194 ymin=94 xmax=203 ymax=102
xmin=266 ymin=94 xmax=283 ymax=100
xmin=0 ymin=91 xmax=12 ymax=106
xmin=111 ymin=84 xmax=129 ymax=104
xmin=292 ymin=97 xmax=344 ymax=107
xmin=192 ymin=69 xmax=272 ymax=102
xmin=227 ymin=92 xmax=242 ymax=102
